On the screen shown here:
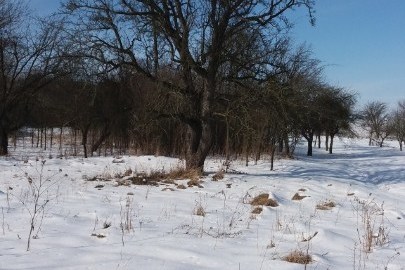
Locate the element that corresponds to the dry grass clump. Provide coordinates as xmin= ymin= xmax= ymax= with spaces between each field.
xmin=194 ymin=206 xmax=206 ymax=217
xmin=251 ymin=207 xmax=263 ymax=214
xmin=291 ymin=193 xmax=308 ymax=201
xmin=212 ymin=170 xmax=225 ymax=181
xmin=124 ymin=167 xmax=201 ymax=187
xmin=316 ymin=200 xmax=336 ymax=210
xmin=123 ymin=168 xmax=132 ymax=177
xmin=91 ymin=233 xmax=107 ymax=239
xmin=167 ymin=167 xmax=201 ymax=181
xmin=176 ymin=184 xmax=187 ymax=189
xmin=250 ymin=193 xmax=278 ymax=207
xmin=283 ymin=250 xmax=312 ymax=264
xmin=161 ymin=187 xmax=175 ymax=191
xmin=187 ymin=179 xmax=204 ymax=188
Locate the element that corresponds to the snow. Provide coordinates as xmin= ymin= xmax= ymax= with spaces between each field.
xmin=1 ymin=138 xmax=404 ymax=270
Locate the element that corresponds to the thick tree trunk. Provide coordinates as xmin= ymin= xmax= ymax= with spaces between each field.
xmin=185 ymin=120 xmax=212 ymax=172
xmin=302 ymin=131 xmax=314 ymax=156
xmin=325 ymin=134 xmax=329 ymax=151
xmin=0 ymin=127 xmax=8 ymax=155
xmin=329 ymin=134 xmax=334 ymax=154
xmin=307 ymin=137 xmax=313 ymax=156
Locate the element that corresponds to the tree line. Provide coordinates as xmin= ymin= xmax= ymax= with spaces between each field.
xmin=1 ymin=0 xmax=360 ymax=171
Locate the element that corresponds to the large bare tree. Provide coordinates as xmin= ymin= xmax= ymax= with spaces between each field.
xmin=64 ymin=0 xmax=315 ymax=170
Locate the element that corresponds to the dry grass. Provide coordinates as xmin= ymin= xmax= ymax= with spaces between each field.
xmin=250 ymin=193 xmax=278 ymax=207
xmin=298 ymin=188 xmax=307 ymax=192
xmin=194 ymin=206 xmax=206 ymax=217
xmin=161 ymin=187 xmax=175 ymax=191
xmin=123 ymin=168 xmax=132 ymax=177
xmin=291 ymin=193 xmax=308 ymax=201
xmin=120 ymin=167 xmax=202 ymax=187
xmin=167 ymin=168 xmax=201 ymax=181
xmin=176 ymin=184 xmax=187 ymax=189
xmin=187 ymin=179 xmax=204 ymax=188
xmin=283 ymin=250 xmax=312 ymax=264
xmin=91 ymin=233 xmax=106 ymax=238
xmin=212 ymin=170 xmax=225 ymax=181
xmin=251 ymin=207 xmax=263 ymax=214
xmin=316 ymin=200 xmax=336 ymax=210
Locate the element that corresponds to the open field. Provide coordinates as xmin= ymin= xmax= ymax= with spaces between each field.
xmin=1 ymin=137 xmax=404 ymax=269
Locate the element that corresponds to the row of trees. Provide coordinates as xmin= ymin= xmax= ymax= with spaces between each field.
xmin=1 ymin=0 xmax=357 ymax=171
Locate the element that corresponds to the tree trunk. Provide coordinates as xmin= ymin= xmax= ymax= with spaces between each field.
xmin=317 ymin=134 xmax=321 ymax=148
xmin=91 ymin=126 xmax=111 ymax=154
xmin=50 ymin=128 xmax=53 ymax=149
xmin=284 ymin=135 xmax=290 ymax=157
xmin=82 ymin=126 xmax=90 ymax=158
xmin=185 ymin=120 xmax=212 ymax=172
xmin=325 ymin=134 xmax=329 ymax=151
xmin=400 ymin=141 xmax=403 ymax=151
xmin=0 ymin=127 xmax=8 ymax=155
xmin=59 ymin=127 xmax=63 ymax=151
xmin=307 ymin=137 xmax=313 ymax=156
xmin=278 ymin=138 xmax=283 ymax=153
xmin=302 ymin=130 xmax=314 ymax=156
xmin=270 ymin=140 xmax=276 ymax=171
xmin=329 ymin=134 xmax=334 ymax=154
xmin=44 ymin=128 xmax=47 ymax=150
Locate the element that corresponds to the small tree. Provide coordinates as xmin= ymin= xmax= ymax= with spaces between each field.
xmin=391 ymin=101 xmax=405 ymax=151
xmin=318 ymin=87 xmax=356 ymax=154
xmin=361 ymin=101 xmax=390 ymax=147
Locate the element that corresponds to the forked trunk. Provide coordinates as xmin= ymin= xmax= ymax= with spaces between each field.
xmin=302 ymin=130 xmax=314 ymax=156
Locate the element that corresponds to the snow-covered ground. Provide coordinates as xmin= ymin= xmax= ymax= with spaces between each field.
xmin=0 ymin=138 xmax=404 ymax=270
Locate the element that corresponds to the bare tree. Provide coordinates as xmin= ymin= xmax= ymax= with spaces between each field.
xmin=318 ymin=86 xmax=356 ymax=154
xmin=0 ymin=0 xmax=66 ymax=155
xmin=391 ymin=100 xmax=405 ymax=151
xmin=64 ymin=0 xmax=315 ymax=171
xmin=361 ymin=101 xmax=390 ymax=147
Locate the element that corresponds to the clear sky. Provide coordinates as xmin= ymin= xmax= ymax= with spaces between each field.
xmin=290 ymin=0 xmax=405 ymax=109
xmin=28 ymin=0 xmax=405 ymax=109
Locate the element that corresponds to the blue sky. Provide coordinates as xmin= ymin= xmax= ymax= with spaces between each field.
xmin=290 ymin=0 xmax=405 ymax=108
xmin=28 ymin=0 xmax=405 ymax=109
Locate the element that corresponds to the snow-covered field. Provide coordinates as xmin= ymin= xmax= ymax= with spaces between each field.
xmin=1 ymin=138 xmax=404 ymax=270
